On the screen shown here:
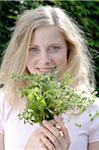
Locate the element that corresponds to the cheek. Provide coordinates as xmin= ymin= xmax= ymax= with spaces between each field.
xmin=26 ymin=55 xmax=34 ymax=69
xmin=27 ymin=57 xmax=32 ymax=66
xmin=59 ymin=57 xmax=67 ymax=69
xmin=54 ymin=54 xmax=67 ymax=80
xmin=54 ymin=52 xmax=67 ymax=68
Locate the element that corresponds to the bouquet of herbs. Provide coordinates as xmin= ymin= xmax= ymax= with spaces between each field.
xmin=12 ymin=73 xmax=98 ymax=125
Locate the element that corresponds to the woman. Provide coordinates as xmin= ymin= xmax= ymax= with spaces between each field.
xmin=0 ymin=6 xmax=99 ymax=150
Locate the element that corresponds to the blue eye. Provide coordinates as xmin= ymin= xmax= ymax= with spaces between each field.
xmin=49 ymin=45 xmax=61 ymax=52
xmin=53 ymin=46 xmax=60 ymax=49
xmin=29 ymin=47 xmax=39 ymax=52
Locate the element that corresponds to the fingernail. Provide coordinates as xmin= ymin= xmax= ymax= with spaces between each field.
xmin=54 ymin=115 xmax=58 ymax=118
xmin=42 ymin=120 xmax=47 ymax=124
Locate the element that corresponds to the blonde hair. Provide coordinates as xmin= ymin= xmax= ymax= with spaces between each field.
xmin=0 ymin=5 xmax=95 ymax=106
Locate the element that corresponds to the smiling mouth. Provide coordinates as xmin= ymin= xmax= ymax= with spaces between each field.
xmin=37 ymin=67 xmax=56 ymax=73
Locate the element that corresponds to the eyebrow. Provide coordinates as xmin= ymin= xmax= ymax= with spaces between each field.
xmin=29 ymin=42 xmax=65 ymax=48
xmin=29 ymin=45 xmax=39 ymax=48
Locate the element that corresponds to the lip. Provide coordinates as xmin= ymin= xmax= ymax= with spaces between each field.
xmin=37 ymin=67 xmax=56 ymax=73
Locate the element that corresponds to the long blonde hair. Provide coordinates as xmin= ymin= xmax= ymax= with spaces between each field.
xmin=0 ymin=6 xmax=95 ymax=106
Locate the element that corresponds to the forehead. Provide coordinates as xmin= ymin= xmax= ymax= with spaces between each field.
xmin=30 ymin=25 xmax=66 ymax=45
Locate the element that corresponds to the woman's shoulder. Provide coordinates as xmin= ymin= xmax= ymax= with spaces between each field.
xmin=80 ymin=97 xmax=99 ymax=122
xmin=87 ymin=97 xmax=99 ymax=123
xmin=88 ymin=98 xmax=99 ymax=143
xmin=61 ymin=97 xmax=99 ymax=127
xmin=89 ymin=97 xmax=99 ymax=114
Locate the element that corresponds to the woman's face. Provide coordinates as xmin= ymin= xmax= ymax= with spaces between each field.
xmin=26 ymin=25 xmax=68 ymax=79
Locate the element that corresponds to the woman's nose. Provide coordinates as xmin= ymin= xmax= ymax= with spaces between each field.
xmin=40 ymin=52 xmax=51 ymax=64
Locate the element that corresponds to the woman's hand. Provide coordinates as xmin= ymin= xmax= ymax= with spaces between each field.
xmin=24 ymin=127 xmax=46 ymax=150
xmin=41 ymin=116 xmax=70 ymax=150
xmin=24 ymin=116 xmax=70 ymax=150
xmin=24 ymin=120 xmax=56 ymax=150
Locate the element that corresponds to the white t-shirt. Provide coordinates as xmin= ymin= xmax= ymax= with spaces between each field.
xmin=0 ymin=91 xmax=99 ymax=150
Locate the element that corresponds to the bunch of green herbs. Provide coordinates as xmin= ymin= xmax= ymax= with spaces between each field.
xmin=12 ymin=73 xmax=97 ymax=125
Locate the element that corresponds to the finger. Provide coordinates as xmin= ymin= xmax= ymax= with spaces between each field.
xmin=41 ymin=119 xmax=55 ymax=127
xmin=42 ymin=120 xmax=63 ymax=147
xmin=41 ymin=133 xmax=56 ymax=150
xmin=41 ymin=126 xmax=62 ymax=150
xmin=54 ymin=116 xmax=71 ymax=150
xmin=55 ymin=123 xmax=63 ymax=137
xmin=40 ymin=138 xmax=48 ymax=150
xmin=49 ymin=119 xmax=56 ymax=126
xmin=54 ymin=116 xmax=71 ymax=144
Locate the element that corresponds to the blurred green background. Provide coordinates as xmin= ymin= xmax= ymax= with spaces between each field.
xmin=0 ymin=0 xmax=99 ymax=95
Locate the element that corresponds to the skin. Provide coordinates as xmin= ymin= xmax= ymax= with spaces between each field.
xmin=88 ymin=142 xmax=99 ymax=150
xmin=24 ymin=116 xmax=70 ymax=150
xmin=26 ymin=25 xmax=68 ymax=80
xmin=0 ymin=134 xmax=4 ymax=150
